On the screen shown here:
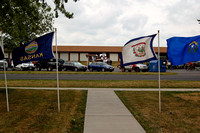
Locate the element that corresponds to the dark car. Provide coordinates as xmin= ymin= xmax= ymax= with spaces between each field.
xmin=88 ymin=62 xmax=114 ymax=72
xmin=4 ymin=58 xmax=12 ymax=68
xmin=63 ymin=61 xmax=87 ymax=71
xmin=35 ymin=58 xmax=64 ymax=71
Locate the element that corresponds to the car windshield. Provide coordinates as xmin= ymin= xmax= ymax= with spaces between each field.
xmin=74 ymin=62 xmax=82 ymax=66
xmin=58 ymin=59 xmax=64 ymax=64
xmin=64 ymin=62 xmax=69 ymax=64
xmin=97 ymin=62 xmax=109 ymax=66
xmin=196 ymin=62 xmax=200 ymax=67
xmin=22 ymin=62 xmax=33 ymax=65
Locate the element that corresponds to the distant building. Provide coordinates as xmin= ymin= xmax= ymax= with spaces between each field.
xmin=52 ymin=46 xmax=167 ymax=62
xmin=4 ymin=46 xmax=167 ymax=62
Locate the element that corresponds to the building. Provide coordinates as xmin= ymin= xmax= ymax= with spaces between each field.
xmin=52 ymin=46 xmax=167 ymax=62
xmin=4 ymin=46 xmax=167 ymax=62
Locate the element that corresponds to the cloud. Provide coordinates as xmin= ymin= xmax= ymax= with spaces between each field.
xmin=53 ymin=0 xmax=200 ymax=47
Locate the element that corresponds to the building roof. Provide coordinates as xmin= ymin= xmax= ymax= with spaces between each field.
xmin=53 ymin=46 xmax=167 ymax=53
xmin=153 ymin=47 xmax=167 ymax=53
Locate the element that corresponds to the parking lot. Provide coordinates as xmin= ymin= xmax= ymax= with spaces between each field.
xmin=0 ymin=69 xmax=200 ymax=81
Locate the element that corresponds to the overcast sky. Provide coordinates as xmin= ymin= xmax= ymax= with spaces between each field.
xmin=52 ymin=0 xmax=200 ymax=47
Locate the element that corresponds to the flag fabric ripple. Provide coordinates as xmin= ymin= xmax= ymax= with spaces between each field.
xmin=121 ymin=34 xmax=157 ymax=66
xmin=12 ymin=32 xmax=54 ymax=66
xmin=167 ymin=35 xmax=200 ymax=66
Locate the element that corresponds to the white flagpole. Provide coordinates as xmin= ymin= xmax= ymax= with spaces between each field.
xmin=55 ymin=28 xmax=60 ymax=112
xmin=0 ymin=30 xmax=9 ymax=112
xmin=158 ymin=30 xmax=161 ymax=113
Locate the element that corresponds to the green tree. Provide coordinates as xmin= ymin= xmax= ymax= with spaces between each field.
xmin=0 ymin=0 xmax=78 ymax=52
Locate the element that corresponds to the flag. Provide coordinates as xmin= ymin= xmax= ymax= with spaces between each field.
xmin=0 ymin=45 xmax=4 ymax=60
xmin=121 ymin=34 xmax=157 ymax=66
xmin=12 ymin=32 xmax=54 ymax=66
xmin=167 ymin=35 xmax=200 ymax=66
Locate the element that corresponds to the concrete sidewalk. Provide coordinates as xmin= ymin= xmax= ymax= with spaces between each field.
xmin=84 ymin=89 xmax=146 ymax=133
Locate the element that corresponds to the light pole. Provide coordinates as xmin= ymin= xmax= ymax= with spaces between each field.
xmin=0 ymin=30 xmax=9 ymax=112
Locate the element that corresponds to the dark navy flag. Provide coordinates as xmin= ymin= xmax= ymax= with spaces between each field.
xmin=121 ymin=34 xmax=157 ymax=66
xmin=167 ymin=35 xmax=200 ymax=66
xmin=0 ymin=45 xmax=4 ymax=60
xmin=12 ymin=32 xmax=54 ymax=66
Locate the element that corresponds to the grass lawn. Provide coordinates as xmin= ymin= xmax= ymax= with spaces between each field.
xmin=115 ymin=91 xmax=200 ymax=133
xmin=0 ymin=80 xmax=200 ymax=88
xmin=0 ymin=89 xmax=87 ymax=133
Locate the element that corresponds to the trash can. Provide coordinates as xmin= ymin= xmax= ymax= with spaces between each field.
xmin=149 ymin=60 xmax=166 ymax=72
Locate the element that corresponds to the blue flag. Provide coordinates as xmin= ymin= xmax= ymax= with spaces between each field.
xmin=0 ymin=45 xmax=4 ymax=60
xmin=12 ymin=32 xmax=54 ymax=66
xmin=167 ymin=35 xmax=200 ymax=66
xmin=121 ymin=34 xmax=157 ymax=66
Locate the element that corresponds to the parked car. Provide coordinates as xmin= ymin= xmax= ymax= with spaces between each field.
xmin=195 ymin=61 xmax=200 ymax=71
xmin=63 ymin=61 xmax=87 ymax=71
xmin=4 ymin=58 xmax=12 ymax=68
xmin=88 ymin=62 xmax=114 ymax=72
xmin=35 ymin=58 xmax=64 ymax=71
xmin=12 ymin=62 xmax=35 ymax=71
xmin=0 ymin=60 xmax=8 ymax=71
xmin=119 ymin=63 xmax=149 ymax=72
xmin=185 ymin=62 xmax=196 ymax=71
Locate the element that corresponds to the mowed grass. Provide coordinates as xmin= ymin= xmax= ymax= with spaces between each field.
xmin=0 ymin=80 xmax=200 ymax=88
xmin=115 ymin=91 xmax=200 ymax=133
xmin=0 ymin=89 xmax=87 ymax=133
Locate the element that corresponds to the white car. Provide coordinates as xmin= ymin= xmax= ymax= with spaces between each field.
xmin=134 ymin=63 xmax=149 ymax=72
xmin=12 ymin=62 xmax=35 ymax=71
xmin=120 ymin=63 xmax=149 ymax=72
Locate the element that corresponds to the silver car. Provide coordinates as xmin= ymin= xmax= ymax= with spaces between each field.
xmin=0 ymin=60 xmax=8 ymax=71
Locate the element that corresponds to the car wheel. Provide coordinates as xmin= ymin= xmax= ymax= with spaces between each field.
xmin=102 ymin=68 xmax=105 ymax=72
xmin=37 ymin=67 xmax=41 ymax=71
xmin=89 ymin=68 xmax=93 ymax=72
xmin=47 ymin=66 xmax=53 ymax=71
xmin=32 ymin=68 xmax=35 ymax=71
xmin=135 ymin=67 xmax=140 ymax=72
xmin=75 ymin=68 xmax=78 ymax=72
xmin=58 ymin=67 xmax=62 ymax=71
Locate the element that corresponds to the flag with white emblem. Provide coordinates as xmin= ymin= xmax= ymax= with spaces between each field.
xmin=121 ymin=34 xmax=157 ymax=66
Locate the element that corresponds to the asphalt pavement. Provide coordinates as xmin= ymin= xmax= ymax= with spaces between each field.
xmin=0 ymin=69 xmax=200 ymax=80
